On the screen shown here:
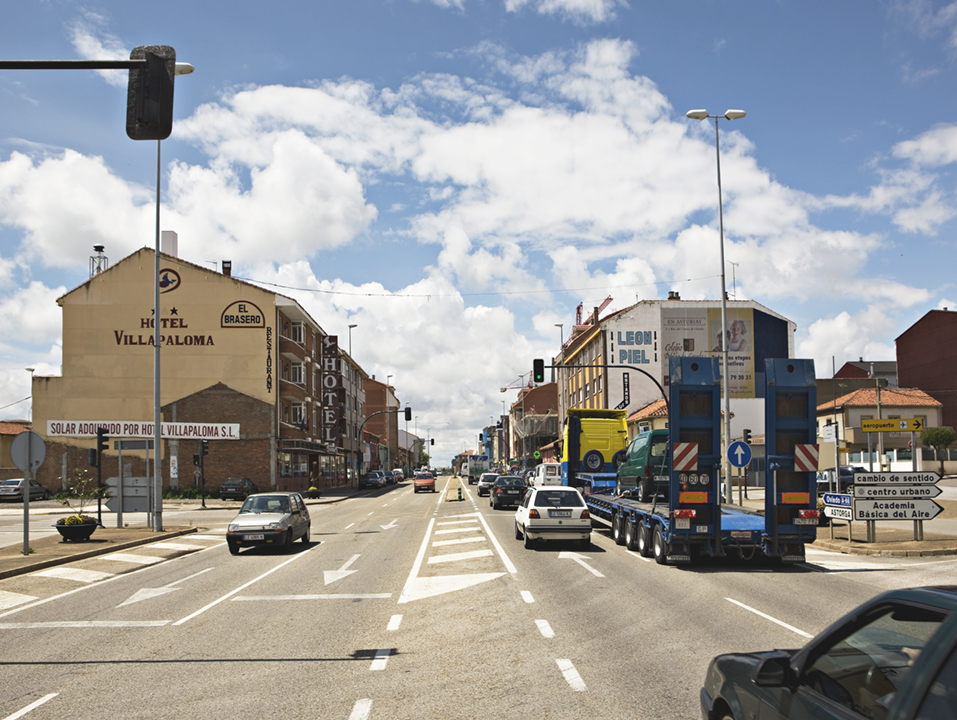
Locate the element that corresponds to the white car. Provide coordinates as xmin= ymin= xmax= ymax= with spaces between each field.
xmin=514 ymin=486 xmax=591 ymax=549
xmin=226 ymin=492 xmax=311 ymax=555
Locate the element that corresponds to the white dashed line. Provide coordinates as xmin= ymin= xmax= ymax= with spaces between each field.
xmin=536 ymin=619 xmax=555 ymax=638
xmin=3 ymin=693 xmax=58 ymax=719
xmin=556 ymin=659 xmax=587 ymax=691
xmin=520 ymin=591 xmax=535 ymax=603
xmin=348 ymin=699 xmax=373 ymax=720
xmin=387 ymin=614 xmax=402 ymax=631
xmin=370 ymin=648 xmax=391 ymax=671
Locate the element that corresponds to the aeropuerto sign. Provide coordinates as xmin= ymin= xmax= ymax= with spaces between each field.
xmin=47 ymin=421 xmax=240 ymax=439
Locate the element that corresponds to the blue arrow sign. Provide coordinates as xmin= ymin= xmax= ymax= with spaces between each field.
xmin=823 ymin=493 xmax=853 ymax=508
xmin=727 ymin=440 xmax=752 ymax=468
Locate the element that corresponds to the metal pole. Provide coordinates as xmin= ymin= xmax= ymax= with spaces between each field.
xmin=713 ymin=117 xmax=732 ymax=505
xmin=153 ymin=139 xmax=164 ymax=532
xmin=22 ymin=432 xmax=31 ymax=556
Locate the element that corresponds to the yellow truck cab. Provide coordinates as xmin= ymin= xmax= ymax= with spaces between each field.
xmin=561 ymin=408 xmax=629 ymax=488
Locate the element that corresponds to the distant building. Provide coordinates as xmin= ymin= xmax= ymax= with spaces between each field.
xmin=0 ymin=421 xmax=31 ymax=482
xmin=897 ymin=309 xmax=957 ymax=430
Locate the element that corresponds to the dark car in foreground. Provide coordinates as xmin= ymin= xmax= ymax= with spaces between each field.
xmin=489 ymin=475 xmax=529 ymax=510
xmin=226 ymin=492 xmax=311 ymax=554
xmin=219 ymin=477 xmax=258 ymax=501
xmin=701 ymin=586 xmax=957 ymax=720
xmin=816 ymin=465 xmax=869 ymax=494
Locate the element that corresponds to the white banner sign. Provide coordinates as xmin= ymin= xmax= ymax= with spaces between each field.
xmin=47 ymin=421 xmax=240 ymax=440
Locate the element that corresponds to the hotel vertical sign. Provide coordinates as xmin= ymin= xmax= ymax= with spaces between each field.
xmin=321 ymin=335 xmax=342 ymax=445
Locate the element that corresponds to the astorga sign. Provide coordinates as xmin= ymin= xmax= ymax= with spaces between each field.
xmin=320 ymin=335 xmax=341 ymax=445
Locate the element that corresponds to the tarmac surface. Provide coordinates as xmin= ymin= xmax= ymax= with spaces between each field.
xmin=1 ymin=479 xmax=956 ymax=580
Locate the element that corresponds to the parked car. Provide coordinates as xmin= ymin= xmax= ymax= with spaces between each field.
xmin=358 ymin=472 xmax=384 ymax=489
xmin=384 ymin=470 xmax=397 ymax=485
xmin=476 ymin=473 xmax=499 ymax=497
xmin=0 ymin=478 xmax=50 ymax=502
xmin=413 ymin=471 xmax=436 ymax=493
xmin=514 ymin=486 xmax=591 ymax=549
xmin=219 ymin=477 xmax=258 ymax=501
xmin=226 ymin=492 xmax=311 ymax=554
xmin=490 ymin=475 xmax=530 ymax=510
xmin=700 ymin=586 xmax=957 ymax=720
xmin=392 ymin=468 xmax=404 ymax=482
xmin=816 ymin=465 xmax=868 ymax=494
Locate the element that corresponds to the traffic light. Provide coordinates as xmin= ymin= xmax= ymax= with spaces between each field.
xmin=126 ymin=46 xmax=176 ymax=140
xmin=201 ymin=439 xmax=209 ymax=457
xmin=431 ymin=438 xmax=434 ymax=446
xmin=743 ymin=428 xmax=752 ymax=444
xmin=533 ymin=358 xmax=545 ymax=383
xmin=405 ymin=407 xmax=412 ymax=421
xmin=88 ymin=448 xmax=98 ymax=467
xmin=193 ymin=454 xmax=200 ymax=467
xmin=96 ymin=427 xmax=109 ymax=459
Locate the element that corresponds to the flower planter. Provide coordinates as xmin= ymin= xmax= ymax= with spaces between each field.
xmin=55 ymin=521 xmax=98 ymax=542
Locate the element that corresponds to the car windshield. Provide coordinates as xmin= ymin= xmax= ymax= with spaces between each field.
xmin=1 ymin=480 xmax=20 ymax=487
xmin=240 ymin=496 xmax=289 ymax=514
xmin=496 ymin=476 xmax=526 ymax=486
xmin=534 ymin=490 xmax=584 ymax=508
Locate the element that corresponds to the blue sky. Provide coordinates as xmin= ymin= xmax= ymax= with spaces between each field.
xmin=2 ymin=0 xmax=957 ymax=462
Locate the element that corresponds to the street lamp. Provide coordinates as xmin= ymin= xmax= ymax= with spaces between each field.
xmin=555 ymin=323 xmax=564 ymax=417
xmin=348 ymin=324 xmax=357 ymax=357
xmin=686 ymin=108 xmax=746 ymax=504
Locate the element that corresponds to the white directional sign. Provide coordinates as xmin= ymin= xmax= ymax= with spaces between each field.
xmin=852 ymin=471 xmax=940 ymax=485
xmin=853 ymin=484 xmax=942 ymax=499
xmin=854 ymin=499 xmax=943 ymax=521
xmin=825 ymin=506 xmax=853 ymax=520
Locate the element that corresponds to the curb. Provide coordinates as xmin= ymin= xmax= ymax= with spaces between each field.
xmin=810 ymin=539 xmax=957 ymax=558
xmin=0 ymin=527 xmax=199 ymax=581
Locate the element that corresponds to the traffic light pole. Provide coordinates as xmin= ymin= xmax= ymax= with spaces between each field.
xmin=535 ymin=362 xmax=670 ymax=415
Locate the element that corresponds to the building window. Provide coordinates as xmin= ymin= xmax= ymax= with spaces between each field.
xmin=292 ymin=402 xmax=306 ymax=427
xmin=279 ymin=452 xmax=293 ymax=477
xmin=291 ymin=321 xmax=304 ymax=344
xmin=291 ymin=363 xmax=305 ymax=385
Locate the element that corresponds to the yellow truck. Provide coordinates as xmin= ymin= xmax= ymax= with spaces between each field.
xmin=561 ymin=408 xmax=629 ymax=488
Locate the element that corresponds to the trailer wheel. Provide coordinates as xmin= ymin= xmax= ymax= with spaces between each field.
xmin=637 ymin=522 xmax=653 ymax=557
xmin=612 ymin=514 xmax=626 ymax=545
xmin=582 ymin=450 xmax=604 ymax=472
xmin=653 ymin=524 xmax=668 ymax=565
xmin=624 ymin=517 xmax=638 ymax=551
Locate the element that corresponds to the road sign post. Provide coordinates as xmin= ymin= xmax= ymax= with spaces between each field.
xmin=850 ymin=470 xmax=941 ymax=541
xmin=10 ymin=431 xmax=46 ymax=556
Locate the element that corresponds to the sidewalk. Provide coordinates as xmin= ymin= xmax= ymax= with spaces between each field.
xmin=0 ymin=482 xmax=372 ymax=581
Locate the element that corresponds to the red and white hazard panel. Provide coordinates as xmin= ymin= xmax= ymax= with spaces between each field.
xmin=794 ymin=443 xmax=819 ymax=472
xmin=673 ymin=442 xmax=698 ymax=472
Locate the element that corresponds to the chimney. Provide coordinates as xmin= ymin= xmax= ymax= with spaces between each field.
xmin=161 ymin=230 xmax=178 ymax=257
xmin=222 ymin=260 xmax=232 ymax=277
xmin=593 ymin=307 xmax=599 ymax=326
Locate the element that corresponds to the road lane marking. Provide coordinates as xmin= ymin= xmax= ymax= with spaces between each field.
xmin=473 ymin=512 xmax=518 ymax=576
xmin=345 ymin=523 xmax=355 ymax=530
xmin=434 ymin=527 xmax=481 ymax=535
xmin=387 ymin=614 xmax=402 ymax=631
xmin=233 ymin=594 xmax=391 ymax=601
xmin=32 ymin=567 xmax=114 ymax=583
xmin=0 ymin=621 xmax=169 ymax=629
xmin=370 ymin=648 xmax=391 ymax=671
xmin=103 ymin=553 xmax=164 ymax=565
xmin=427 ymin=549 xmax=493 ymax=564
xmin=118 ymin=568 xmax=214 ymax=607
xmin=348 ymin=699 xmax=372 ymax=720
xmin=173 ymin=547 xmax=314 ymax=625
xmin=324 ymin=554 xmax=361 ymax=585
xmin=556 ymin=659 xmax=587 ymax=691
xmin=536 ymin=619 xmax=555 ymax=638
xmin=436 ymin=519 xmax=479 ymax=526
xmin=725 ymin=598 xmax=812 ymax=638
xmin=432 ymin=536 xmax=486 ymax=547
xmin=558 ymin=551 xmax=604 ymax=577
xmin=520 ymin=591 xmax=535 ymax=603
xmin=149 ymin=542 xmax=205 ymax=551
xmin=0 ymin=591 xmax=38 ymax=611
xmin=3 ymin=693 xmax=57 ymax=720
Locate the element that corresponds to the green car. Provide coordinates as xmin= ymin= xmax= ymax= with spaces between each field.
xmin=701 ymin=586 xmax=957 ymax=720
xmin=616 ymin=429 xmax=669 ymax=502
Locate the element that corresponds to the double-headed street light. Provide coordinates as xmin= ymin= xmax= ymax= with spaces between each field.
xmin=686 ymin=108 xmax=746 ymax=505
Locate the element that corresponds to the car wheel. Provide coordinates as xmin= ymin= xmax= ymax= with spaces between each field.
xmin=637 ymin=522 xmax=653 ymax=557
xmin=283 ymin=529 xmax=294 ymax=553
xmin=523 ymin=526 xmax=533 ymax=549
xmin=624 ymin=517 xmax=637 ymax=551
xmin=515 ymin=522 xmax=523 ymax=540
xmin=580 ymin=535 xmax=591 ymax=550
xmin=653 ymin=524 xmax=667 ymax=565
xmin=612 ymin=514 xmax=625 ymax=545
xmin=582 ymin=450 xmax=604 ymax=472
xmin=611 ymin=450 xmax=627 ymax=471
xmin=637 ymin=480 xmax=651 ymax=503
xmin=301 ymin=524 xmax=310 ymax=544
xmin=227 ymin=541 xmax=239 ymax=556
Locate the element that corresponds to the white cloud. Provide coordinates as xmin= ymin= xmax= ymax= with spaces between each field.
xmin=68 ymin=11 xmax=129 ymax=87
xmin=504 ymin=0 xmax=628 ymax=24
xmin=797 ymin=309 xmax=896 ymax=375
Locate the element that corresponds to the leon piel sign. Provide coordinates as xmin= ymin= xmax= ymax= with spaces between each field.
xmin=47 ymin=421 xmax=240 ymax=439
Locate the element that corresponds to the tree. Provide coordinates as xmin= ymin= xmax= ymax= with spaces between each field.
xmin=920 ymin=426 xmax=956 ymax=475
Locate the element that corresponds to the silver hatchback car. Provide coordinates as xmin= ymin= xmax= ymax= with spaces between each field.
xmin=226 ymin=492 xmax=311 ymax=555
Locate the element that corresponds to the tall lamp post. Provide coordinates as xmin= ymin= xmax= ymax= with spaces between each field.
xmin=686 ymin=108 xmax=746 ymax=504
xmin=555 ymin=323 xmax=564 ymax=418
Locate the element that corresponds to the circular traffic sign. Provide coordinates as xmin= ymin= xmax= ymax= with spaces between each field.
xmin=10 ymin=431 xmax=46 ymax=472
xmin=727 ymin=440 xmax=752 ymax=469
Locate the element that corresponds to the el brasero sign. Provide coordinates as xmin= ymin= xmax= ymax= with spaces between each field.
xmin=320 ymin=336 xmax=341 ymax=445
xmin=48 ymin=421 xmax=240 ymax=439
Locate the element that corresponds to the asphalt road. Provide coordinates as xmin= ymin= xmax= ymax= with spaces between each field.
xmin=1 ymin=477 xmax=956 ymax=719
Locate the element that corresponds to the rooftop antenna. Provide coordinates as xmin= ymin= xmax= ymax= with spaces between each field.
xmin=90 ymin=245 xmax=109 ymax=277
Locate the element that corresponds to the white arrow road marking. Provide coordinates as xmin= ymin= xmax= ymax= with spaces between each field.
xmin=118 ymin=568 xmax=214 ymax=607
xmin=380 ymin=519 xmax=398 ymax=530
xmin=556 ymin=659 xmax=587 ymax=691
xmin=399 ymin=574 xmax=505 ymax=603
xmin=324 ymin=554 xmax=361 ymax=585
xmin=4 ymin=693 xmax=57 ymax=719
xmin=558 ymin=551 xmax=604 ymax=577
